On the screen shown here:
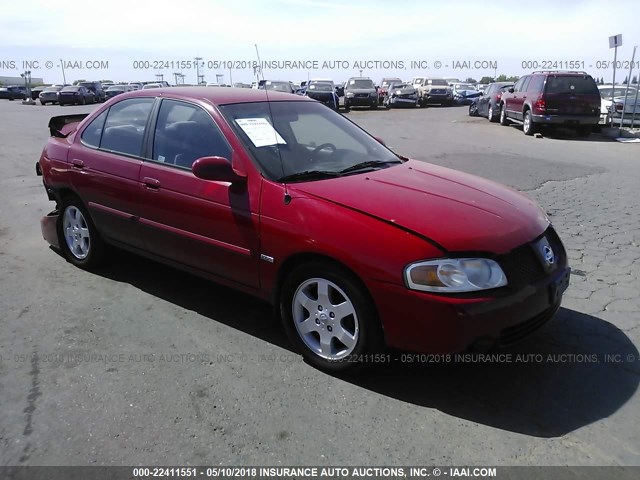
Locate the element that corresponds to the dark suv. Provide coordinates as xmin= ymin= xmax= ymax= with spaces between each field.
xmin=79 ymin=81 xmax=106 ymax=102
xmin=499 ymin=71 xmax=601 ymax=136
xmin=344 ymin=77 xmax=378 ymax=109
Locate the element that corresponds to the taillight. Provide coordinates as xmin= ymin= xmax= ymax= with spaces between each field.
xmin=534 ymin=95 xmax=546 ymax=113
xmin=496 ymin=93 xmax=502 ymax=101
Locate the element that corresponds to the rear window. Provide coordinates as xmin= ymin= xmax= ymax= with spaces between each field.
xmin=61 ymin=86 xmax=79 ymax=92
xmin=545 ymin=76 xmax=598 ymax=95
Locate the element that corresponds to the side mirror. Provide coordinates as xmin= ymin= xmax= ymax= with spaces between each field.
xmin=192 ymin=156 xmax=246 ymax=183
xmin=508 ymin=87 xmax=515 ymax=93
xmin=479 ymin=92 xmax=484 ymax=96
xmin=373 ymin=136 xmax=386 ymax=146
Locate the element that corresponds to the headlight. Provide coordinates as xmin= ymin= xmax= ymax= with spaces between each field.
xmin=405 ymin=258 xmax=507 ymax=293
xmin=346 ymin=92 xmax=355 ymax=97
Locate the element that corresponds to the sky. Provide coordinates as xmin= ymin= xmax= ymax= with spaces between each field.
xmin=1 ymin=0 xmax=639 ymax=85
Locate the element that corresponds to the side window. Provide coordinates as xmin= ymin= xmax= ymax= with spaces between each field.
xmin=80 ymin=109 xmax=108 ymax=148
xmin=100 ymin=98 xmax=154 ymax=157
xmin=152 ymin=99 xmax=231 ymax=169
xmin=527 ymin=76 xmax=545 ymax=93
xmin=513 ymin=77 xmax=526 ymax=92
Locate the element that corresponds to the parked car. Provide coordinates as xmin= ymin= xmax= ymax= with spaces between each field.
xmin=598 ymin=84 xmax=638 ymax=125
xmin=141 ymin=83 xmax=162 ymax=89
xmin=105 ymin=85 xmax=133 ymax=99
xmin=609 ymin=94 xmax=640 ymax=126
xmin=36 ymin=87 xmax=569 ymax=372
xmin=469 ymin=82 xmax=514 ymax=121
xmin=378 ymin=77 xmax=403 ymax=105
xmin=58 ymin=85 xmax=95 ymax=105
xmin=412 ymin=77 xmax=453 ymax=106
xmin=128 ymin=82 xmax=143 ymax=91
xmin=258 ymin=80 xmax=295 ymax=94
xmin=451 ymin=83 xmax=481 ymax=105
xmin=31 ymin=86 xmax=47 ymax=100
xmin=499 ymin=71 xmax=601 ymax=136
xmin=305 ymin=82 xmax=339 ymax=110
xmin=0 ymin=85 xmax=27 ymax=100
xmin=78 ymin=81 xmax=106 ymax=102
xmin=39 ymin=86 xmax=63 ymax=105
xmin=383 ymin=82 xmax=419 ymax=108
xmin=344 ymin=77 xmax=378 ymax=109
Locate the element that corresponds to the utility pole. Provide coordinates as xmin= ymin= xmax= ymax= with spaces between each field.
xmin=173 ymin=72 xmax=180 ymax=85
xmin=195 ymin=57 xmax=203 ymax=85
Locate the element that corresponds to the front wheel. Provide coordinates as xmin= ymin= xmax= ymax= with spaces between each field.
xmin=58 ymin=197 xmax=105 ymax=269
xmin=468 ymin=103 xmax=478 ymax=116
xmin=280 ymin=262 xmax=382 ymax=372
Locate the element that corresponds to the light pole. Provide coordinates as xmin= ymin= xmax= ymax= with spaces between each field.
xmin=173 ymin=72 xmax=180 ymax=85
xmin=60 ymin=59 xmax=67 ymax=84
xmin=195 ymin=57 xmax=203 ymax=85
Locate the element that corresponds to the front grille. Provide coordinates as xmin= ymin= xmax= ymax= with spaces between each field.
xmin=431 ymin=89 xmax=446 ymax=94
xmin=355 ymin=93 xmax=369 ymax=98
xmin=498 ymin=226 xmax=567 ymax=289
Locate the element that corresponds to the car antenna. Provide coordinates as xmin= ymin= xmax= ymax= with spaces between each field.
xmin=255 ymin=43 xmax=291 ymax=205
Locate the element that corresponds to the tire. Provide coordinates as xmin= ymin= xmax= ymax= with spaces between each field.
xmin=468 ymin=103 xmax=478 ymax=116
xmin=40 ymin=100 xmax=45 ymax=106
xmin=488 ymin=104 xmax=497 ymax=122
xmin=523 ymin=110 xmax=536 ymax=136
xmin=499 ymin=104 xmax=510 ymax=125
xmin=57 ymin=196 xmax=105 ymax=269
xmin=280 ymin=262 xmax=383 ymax=373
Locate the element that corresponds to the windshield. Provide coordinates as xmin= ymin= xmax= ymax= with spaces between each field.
xmin=545 ymin=76 xmax=599 ymax=94
xmin=382 ymin=79 xmax=402 ymax=86
xmin=429 ymin=79 xmax=449 ymax=86
xmin=455 ymin=84 xmax=476 ymax=90
xmin=308 ymin=83 xmax=333 ymax=92
xmin=264 ymin=81 xmax=291 ymax=92
xmin=413 ymin=78 xmax=424 ymax=85
xmin=61 ymin=86 xmax=79 ymax=92
xmin=347 ymin=79 xmax=374 ymax=89
xmin=219 ymin=101 xmax=399 ymax=182
xmin=44 ymin=86 xmax=62 ymax=92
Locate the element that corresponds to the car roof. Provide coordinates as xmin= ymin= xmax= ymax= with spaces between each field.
xmin=120 ymin=86 xmax=313 ymax=105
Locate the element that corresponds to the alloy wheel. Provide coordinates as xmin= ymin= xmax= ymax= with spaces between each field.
xmin=63 ymin=206 xmax=91 ymax=260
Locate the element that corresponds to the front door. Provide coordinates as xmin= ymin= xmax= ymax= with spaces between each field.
xmin=137 ymin=98 xmax=259 ymax=288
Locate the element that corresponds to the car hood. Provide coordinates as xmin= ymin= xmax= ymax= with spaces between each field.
xmin=291 ymin=160 xmax=548 ymax=254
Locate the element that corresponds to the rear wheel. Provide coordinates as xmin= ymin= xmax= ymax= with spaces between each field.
xmin=280 ymin=262 xmax=383 ymax=372
xmin=523 ymin=110 xmax=536 ymax=135
xmin=488 ymin=104 xmax=497 ymax=122
xmin=58 ymin=196 xmax=105 ymax=269
xmin=40 ymin=100 xmax=45 ymax=106
xmin=499 ymin=104 xmax=510 ymax=125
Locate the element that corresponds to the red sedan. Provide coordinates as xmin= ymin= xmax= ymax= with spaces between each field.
xmin=37 ymin=88 xmax=570 ymax=372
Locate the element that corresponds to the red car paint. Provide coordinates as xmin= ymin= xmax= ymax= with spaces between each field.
xmin=38 ymin=87 xmax=569 ymax=354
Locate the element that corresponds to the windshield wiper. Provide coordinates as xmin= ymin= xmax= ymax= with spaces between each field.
xmin=338 ymin=159 xmax=403 ymax=175
xmin=278 ymin=170 xmax=341 ymax=183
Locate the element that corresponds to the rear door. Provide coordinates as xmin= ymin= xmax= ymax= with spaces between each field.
xmin=544 ymin=75 xmax=601 ymax=117
xmin=137 ymin=98 xmax=259 ymax=288
xmin=70 ymin=97 xmax=155 ymax=248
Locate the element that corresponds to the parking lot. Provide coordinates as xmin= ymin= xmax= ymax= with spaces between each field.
xmin=0 ymin=99 xmax=639 ymax=466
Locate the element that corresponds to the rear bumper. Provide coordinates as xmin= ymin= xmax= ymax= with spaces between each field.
xmin=531 ymin=113 xmax=599 ymax=126
xmin=41 ymin=211 xmax=60 ymax=249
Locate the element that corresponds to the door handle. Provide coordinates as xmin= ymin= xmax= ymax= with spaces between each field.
xmin=143 ymin=177 xmax=161 ymax=189
xmin=72 ymin=159 xmax=84 ymax=169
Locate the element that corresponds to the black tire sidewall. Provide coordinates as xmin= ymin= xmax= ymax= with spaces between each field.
xmin=280 ymin=262 xmax=382 ymax=372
